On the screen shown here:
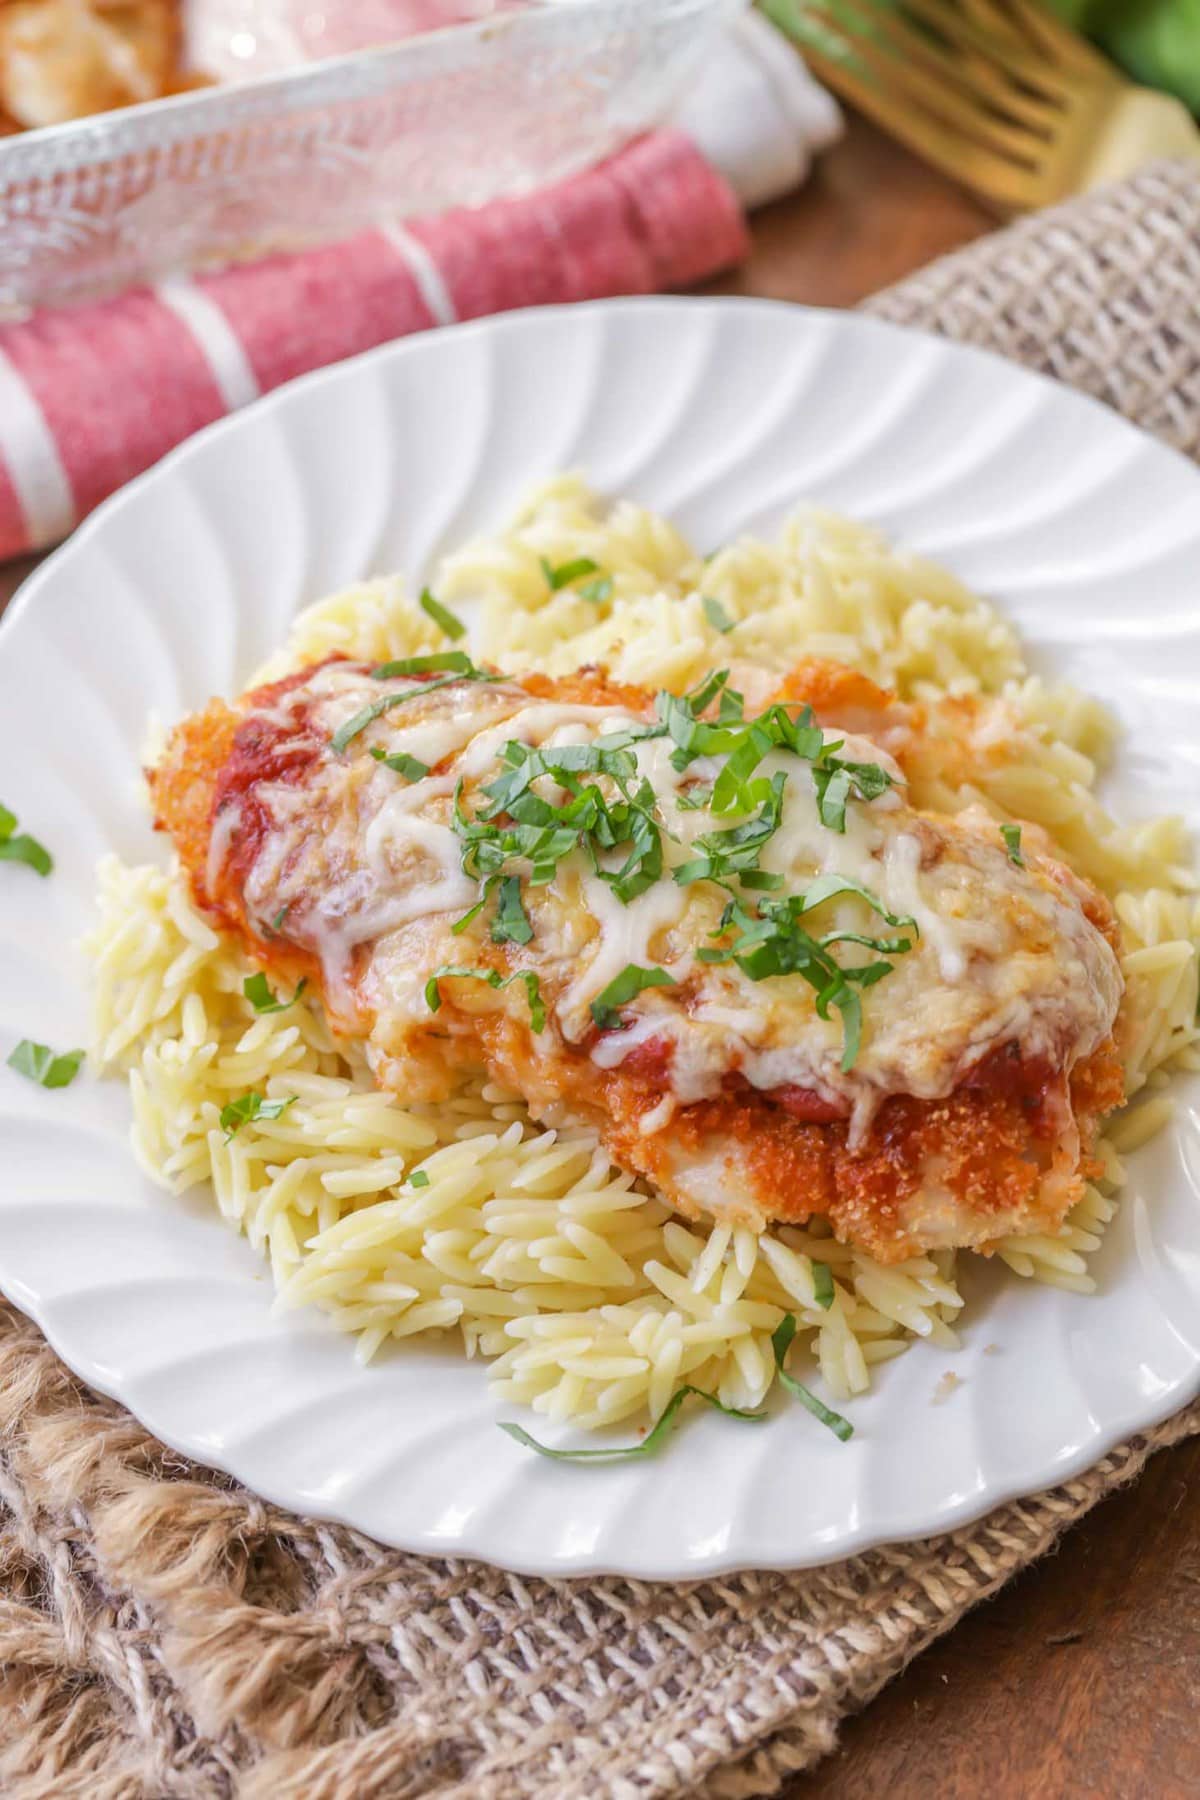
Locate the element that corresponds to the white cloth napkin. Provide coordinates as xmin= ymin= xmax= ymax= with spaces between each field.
xmin=674 ymin=7 xmax=843 ymax=207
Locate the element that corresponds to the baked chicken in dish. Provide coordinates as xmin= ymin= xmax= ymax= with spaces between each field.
xmin=151 ymin=651 xmax=1125 ymax=1263
xmin=0 ymin=0 xmax=190 ymax=133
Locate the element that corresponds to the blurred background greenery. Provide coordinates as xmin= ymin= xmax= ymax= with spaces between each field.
xmin=1046 ymin=0 xmax=1200 ymax=112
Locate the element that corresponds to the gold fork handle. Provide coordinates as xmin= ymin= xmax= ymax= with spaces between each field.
xmin=1083 ymin=91 xmax=1200 ymax=191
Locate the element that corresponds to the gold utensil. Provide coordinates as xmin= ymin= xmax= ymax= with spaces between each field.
xmin=761 ymin=0 xmax=1200 ymax=211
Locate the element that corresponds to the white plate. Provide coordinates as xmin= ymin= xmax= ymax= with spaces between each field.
xmin=1 ymin=299 xmax=1198 ymax=1579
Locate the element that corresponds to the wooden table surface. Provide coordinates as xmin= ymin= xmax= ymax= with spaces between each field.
xmin=2 ymin=108 xmax=1197 ymax=1798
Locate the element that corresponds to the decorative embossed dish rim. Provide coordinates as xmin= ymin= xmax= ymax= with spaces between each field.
xmin=0 ymin=299 xmax=1197 ymax=1578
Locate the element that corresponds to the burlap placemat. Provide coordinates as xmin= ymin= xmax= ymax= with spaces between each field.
xmin=3 ymin=160 xmax=1199 ymax=1800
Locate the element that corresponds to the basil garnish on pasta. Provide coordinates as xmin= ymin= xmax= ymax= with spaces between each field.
xmin=499 ymin=1384 xmax=767 ymax=1462
xmin=243 ymin=973 xmax=307 ymax=1014
xmin=578 ymin=574 xmax=614 ymax=605
xmin=540 ymin=555 xmax=603 ymax=592
xmin=502 ymin=1316 xmax=853 ymax=1461
xmin=219 ymin=1093 xmax=296 ymax=1139
xmin=771 ymin=1314 xmax=854 ymax=1440
xmin=7 ymin=1040 xmax=83 ymax=1089
xmin=1001 ymin=823 xmax=1024 ymax=866
xmin=702 ymin=595 xmax=735 ymax=634
xmin=812 ymin=1262 xmax=835 ymax=1310
xmin=418 ymin=588 xmax=467 ymax=641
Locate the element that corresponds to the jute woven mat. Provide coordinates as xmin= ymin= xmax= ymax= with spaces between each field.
xmin=3 ymin=161 xmax=1199 ymax=1800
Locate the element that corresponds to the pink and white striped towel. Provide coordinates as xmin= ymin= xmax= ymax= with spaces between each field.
xmin=0 ymin=130 xmax=748 ymax=561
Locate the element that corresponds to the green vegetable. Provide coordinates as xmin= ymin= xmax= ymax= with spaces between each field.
xmin=1000 ymin=823 xmax=1024 ymax=867
xmin=0 ymin=804 xmax=53 ymax=877
xmin=540 ymin=555 xmax=602 ymax=592
xmin=589 ymin=964 xmax=677 ymax=1031
xmin=491 ymin=875 xmax=533 ymax=946
xmin=332 ymin=654 xmax=494 ymax=752
xmin=219 ymin=1092 xmax=296 ymax=1139
xmin=674 ymin=773 xmax=788 ymax=887
xmin=370 ymin=747 xmax=430 ymax=781
xmin=792 ymin=871 xmax=916 ymax=930
xmin=425 ymin=964 xmax=546 ymax=1033
xmin=771 ymin=1314 xmax=854 ymax=1440
xmin=811 ymin=753 xmax=893 ymax=833
xmin=702 ymin=595 xmax=735 ymax=634
xmin=410 ymin=1169 xmax=431 ymax=1189
xmin=578 ymin=575 xmax=614 ymax=605
xmin=262 ymin=904 xmax=290 ymax=939
xmin=454 ymin=740 xmax=668 ymax=907
xmin=371 ymin=650 xmax=477 ymax=679
xmin=811 ymin=1262 xmax=835 ymax=1310
xmin=499 ymin=1383 xmax=766 ymax=1462
xmin=698 ymin=888 xmax=908 ymax=1070
xmin=447 ymin=676 xmax=905 ymax=1069
xmin=1043 ymin=0 xmax=1200 ymax=114
xmin=450 ymin=879 xmax=495 ymax=935
xmin=7 ymin=1040 xmax=83 ymax=1089
xmin=418 ymin=588 xmax=467 ymax=641
xmin=243 ymin=973 xmax=307 ymax=1014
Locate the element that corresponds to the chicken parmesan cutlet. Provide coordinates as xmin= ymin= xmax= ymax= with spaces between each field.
xmin=150 ymin=650 xmax=1126 ymax=1263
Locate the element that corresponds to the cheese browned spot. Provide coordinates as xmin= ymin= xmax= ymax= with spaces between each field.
xmin=150 ymin=654 xmax=1126 ymax=1263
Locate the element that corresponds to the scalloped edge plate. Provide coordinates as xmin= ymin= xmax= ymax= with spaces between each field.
xmin=1 ymin=299 xmax=1198 ymax=1578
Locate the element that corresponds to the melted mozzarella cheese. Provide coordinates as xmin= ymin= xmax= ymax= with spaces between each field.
xmin=227 ymin=666 xmax=1123 ymax=1124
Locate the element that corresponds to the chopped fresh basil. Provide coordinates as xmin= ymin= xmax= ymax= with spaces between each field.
xmin=540 ymin=554 xmax=602 ymax=592
xmin=425 ymin=964 xmax=546 ymax=1033
xmin=445 ymin=677 xmax=906 ymax=1069
xmin=491 ymin=875 xmax=533 ymax=946
xmin=771 ymin=1314 xmax=854 ymax=1440
xmin=7 ymin=1040 xmax=83 ymax=1089
xmin=499 ymin=1383 xmax=766 ymax=1462
xmin=370 ymin=746 xmax=431 ymax=781
xmin=792 ymin=872 xmax=916 ymax=931
xmin=371 ymin=651 xmax=477 ymax=679
xmin=1001 ymin=822 xmax=1024 ymax=867
xmin=702 ymin=595 xmax=735 ymax=634
xmin=0 ymin=804 xmax=52 ymax=877
xmin=409 ymin=1169 xmax=430 ymax=1189
xmin=811 ymin=1261 xmax=835 ymax=1310
xmin=812 ymin=753 xmax=892 ymax=833
xmin=451 ymin=878 xmax=496 ymax=936
xmin=454 ymin=740 xmax=668 ymax=908
xmin=243 ymin=972 xmax=307 ymax=1014
xmin=674 ymin=772 xmax=788 ymax=888
xmin=333 ymin=655 xmax=494 ymax=752
xmin=219 ymin=1092 xmax=296 ymax=1140
xmin=419 ymin=587 xmax=467 ymax=641
xmin=589 ymin=964 xmax=677 ymax=1032
xmin=262 ymin=904 xmax=290 ymax=939
xmin=697 ymin=892 xmax=901 ymax=1071
xmin=578 ymin=574 xmax=614 ymax=605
